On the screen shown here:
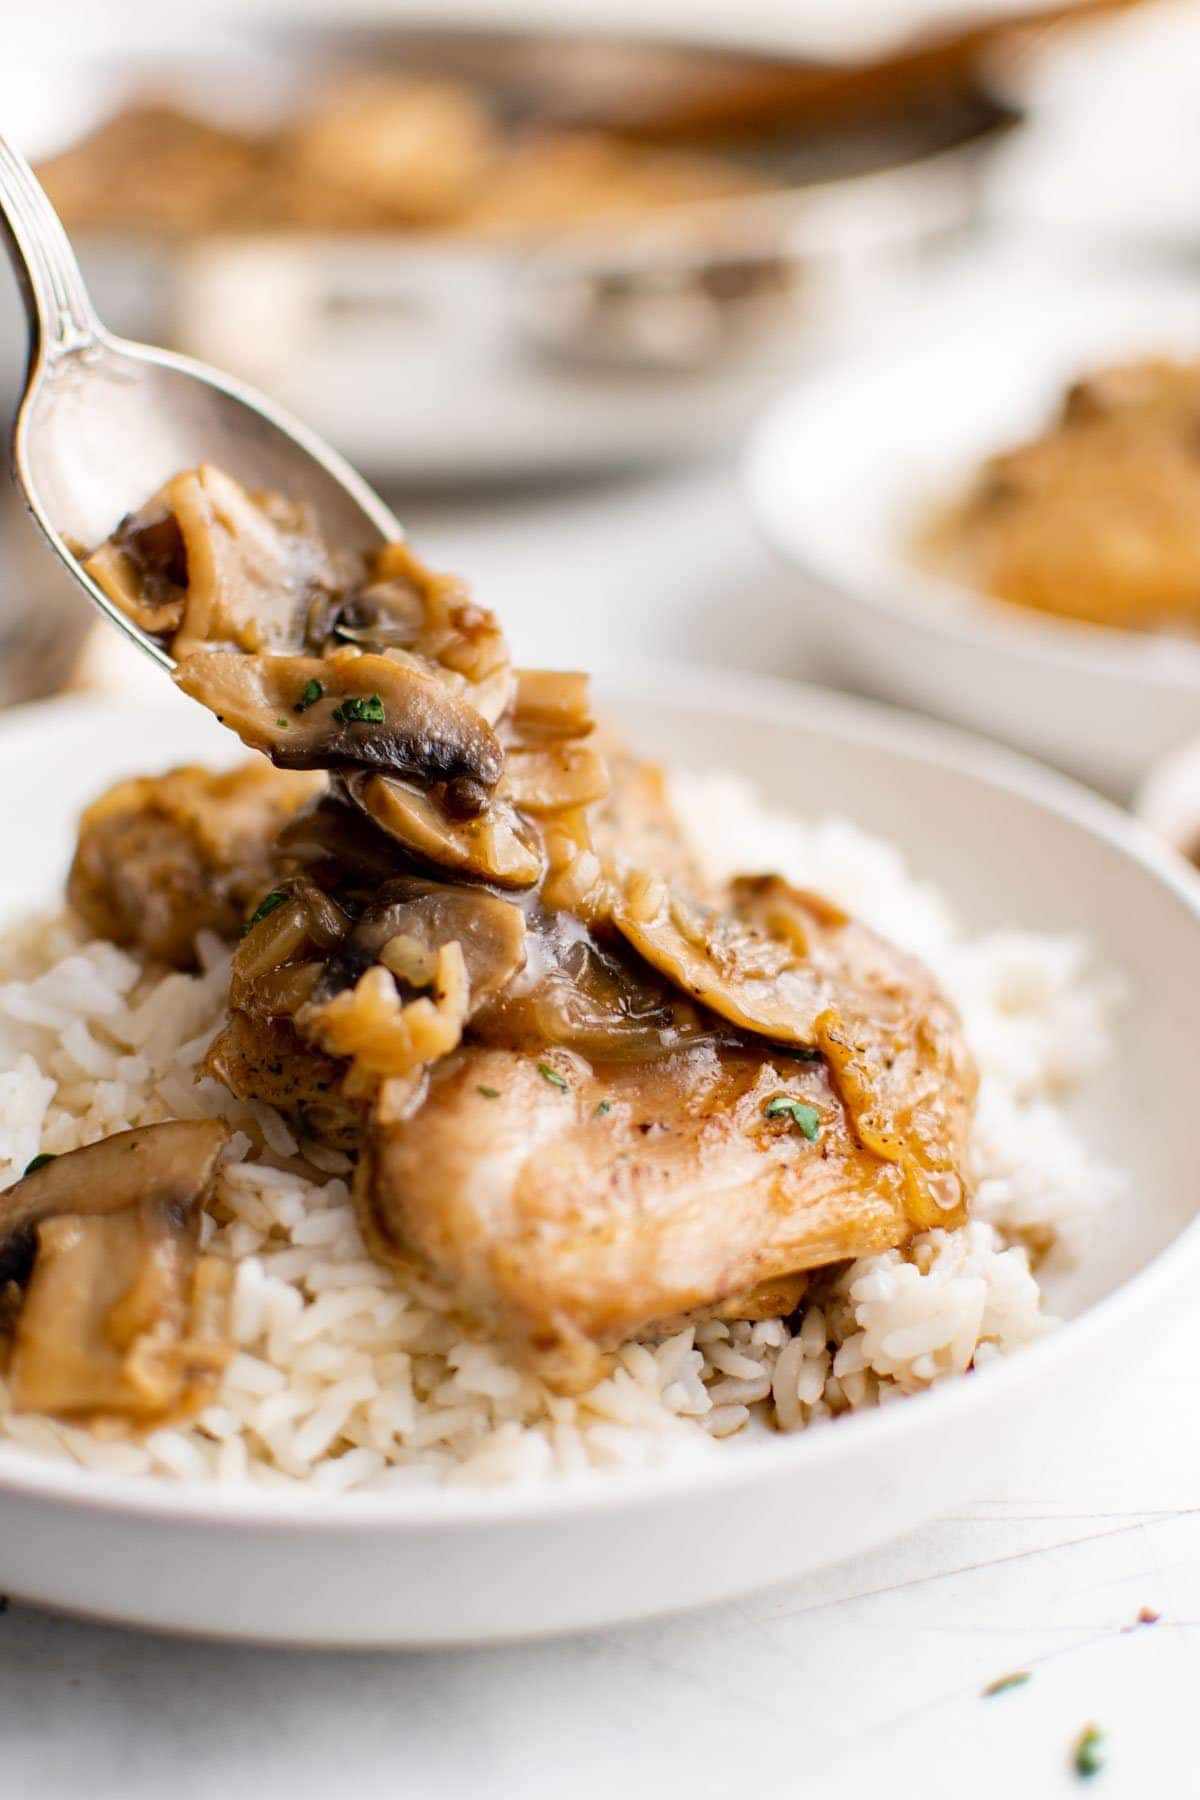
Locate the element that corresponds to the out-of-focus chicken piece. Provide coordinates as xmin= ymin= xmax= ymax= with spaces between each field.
xmin=358 ymin=1015 xmax=974 ymax=1391
xmin=203 ymin=1010 xmax=361 ymax=1151
xmin=282 ymin=74 xmax=499 ymax=228
xmin=924 ymin=357 xmax=1200 ymax=631
xmin=68 ymin=761 xmax=324 ymax=968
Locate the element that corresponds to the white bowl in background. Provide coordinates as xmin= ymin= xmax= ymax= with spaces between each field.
xmin=1137 ymin=733 xmax=1200 ymax=864
xmin=1 ymin=669 xmax=1199 ymax=1645
xmin=745 ymin=273 xmax=1200 ymax=796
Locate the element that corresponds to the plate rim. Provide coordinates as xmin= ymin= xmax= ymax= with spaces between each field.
xmin=744 ymin=339 xmax=1200 ymax=694
xmin=2 ymin=666 xmax=1199 ymax=1533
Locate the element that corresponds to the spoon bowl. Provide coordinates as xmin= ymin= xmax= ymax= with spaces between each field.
xmin=0 ymin=134 xmax=400 ymax=671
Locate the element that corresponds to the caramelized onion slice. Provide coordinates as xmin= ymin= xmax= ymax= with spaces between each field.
xmin=511 ymin=669 xmax=594 ymax=740
xmin=350 ymin=772 xmax=543 ymax=889
xmin=300 ymin=943 xmax=469 ymax=1087
xmin=323 ymin=540 xmax=509 ymax=686
xmin=501 ymin=741 xmax=609 ymax=814
xmin=174 ymin=647 xmax=503 ymax=789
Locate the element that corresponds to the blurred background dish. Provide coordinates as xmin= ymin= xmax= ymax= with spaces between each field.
xmin=0 ymin=16 xmax=1025 ymax=485
xmin=0 ymin=0 xmax=1189 ymax=758
xmin=745 ymin=268 xmax=1200 ymax=797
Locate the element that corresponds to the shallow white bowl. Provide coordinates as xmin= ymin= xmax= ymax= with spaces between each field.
xmin=745 ymin=275 xmax=1200 ymax=796
xmin=1137 ymin=732 xmax=1200 ymax=863
xmin=2 ymin=670 xmax=1199 ymax=1646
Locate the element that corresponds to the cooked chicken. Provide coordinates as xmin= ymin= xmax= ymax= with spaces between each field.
xmin=0 ymin=1121 xmax=231 ymax=1423
xmin=68 ymin=761 xmax=323 ymax=968
xmin=38 ymin=86 xmax=763 ymax=241
xmin=358 ymin=1028 xmax=969 ymax=1391
xmin=70 ymin=465 xmax=978 ymax=1399
xmin=203 ymin=1011 xmax=360 ymax=1151
xmin=923 ymin=357 xmax=1200 ymax=632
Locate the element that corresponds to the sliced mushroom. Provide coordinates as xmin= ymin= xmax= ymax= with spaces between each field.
xmin=349 ymin=772 xmax=543 ymax=889
xmin=174 ymin=647 xmax=503 ymax=790
xmin=317 ymin=877 xmax=526 ymax=1006
xmin=275 ymin=786 xmax=408 ymax=899
xmin=167 ymin=464 xmax=342 ymax=656
xmin=0 ymin=1120 xmax=232 ymax=1424
xmin=83 ymin=494 xmax=188 ymax=637
xmin=610 ymin=869 xmax=830 ymax=1046
xmin=364 ymin=540 xmax=509 ymax=686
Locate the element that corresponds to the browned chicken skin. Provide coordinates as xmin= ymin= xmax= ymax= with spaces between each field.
xmin=68 ymin=761 xmax=323 ymax=968
xmin=360 ymin=1038 xmax=958 ymax=1392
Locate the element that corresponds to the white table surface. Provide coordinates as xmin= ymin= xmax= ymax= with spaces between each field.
xmin=15 ymin=448 xmax=1200 ymax=1798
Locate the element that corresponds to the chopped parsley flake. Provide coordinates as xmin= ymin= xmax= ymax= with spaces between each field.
xmin=244 ymin=891 xmax=287 ymax=934
xmin=594 ymin=1100 xmax=611 ymax=1118
xmin=331 ymin=693 xmax=385 ymax=726
xmin=538 ymin=1064 xmax=569 ymax=1091
xmin=477 ymin=1085 xmax=500 ymax=1099
xmin=22 ymin=1153 xmax=56 ymax=1176
xmin=781 ymin=1045 xmax=823 ymax=1062
xmin=763 ymin=1095 xmax=821 ymax=1140
xmin=983 ymin=1672 xmax=1030 ymax=1698
xmin=1073 ymin=1726 xmax=1105 ymax=1780
xmin=294 ymin=679 xmax=324 ymax=713
xmin=275 ymin=716 xmax=289 ymax=729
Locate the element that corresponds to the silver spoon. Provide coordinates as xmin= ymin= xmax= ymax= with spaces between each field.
xmin=0 ymin=134 xmax=401 ymax=673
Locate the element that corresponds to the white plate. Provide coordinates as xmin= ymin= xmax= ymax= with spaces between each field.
xmin=745 ymin=274 xmax=1200 ymax=796
xmin=2 ymin=670 xmax=1199 ymax=1646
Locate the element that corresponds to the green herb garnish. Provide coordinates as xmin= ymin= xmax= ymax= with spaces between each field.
xmin=331 ymin=693 xmax=385 ymax=726
xmin=538 ymin=1064 xmax=569 ymax=1091
xmin=477 ymin=1085 xmax=500 ymax=1099
xmin=275 ymin=716 xmax=289 ymax=729
xmin=1073 ymin=1726 xmax=1105 ymax=1780
xmin=22 ymin=1152 xmax=56 ymax=1177
xmin=594 ymin=1100 xmax=611 ymax=1118
xmin=244 ymin=891 xmax=287 ymax=934
xmin=763 ymin=1095 xmax=821 ymax=1140
xmin=983 ymin=1672 xmax=1030 ymax=1698
xmin=780 ymin=1045 xmax=823 ymax=1063
xmin=294 ymin=679 xmax=324 ymax=713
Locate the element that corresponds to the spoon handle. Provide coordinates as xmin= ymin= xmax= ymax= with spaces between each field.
xmin=0 ymin=134 xmax=101 ymax=370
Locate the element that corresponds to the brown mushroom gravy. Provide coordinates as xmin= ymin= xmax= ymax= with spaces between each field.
xmin=4 ymin=466 xmax=977 ymax=1412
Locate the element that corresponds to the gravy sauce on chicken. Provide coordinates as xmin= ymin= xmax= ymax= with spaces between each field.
xmin=1 ymin=465 xmax=976 ymax=1418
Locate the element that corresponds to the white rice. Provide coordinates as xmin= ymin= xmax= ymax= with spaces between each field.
xmin=0 ymin=775 xmax=1122 ymax=1492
